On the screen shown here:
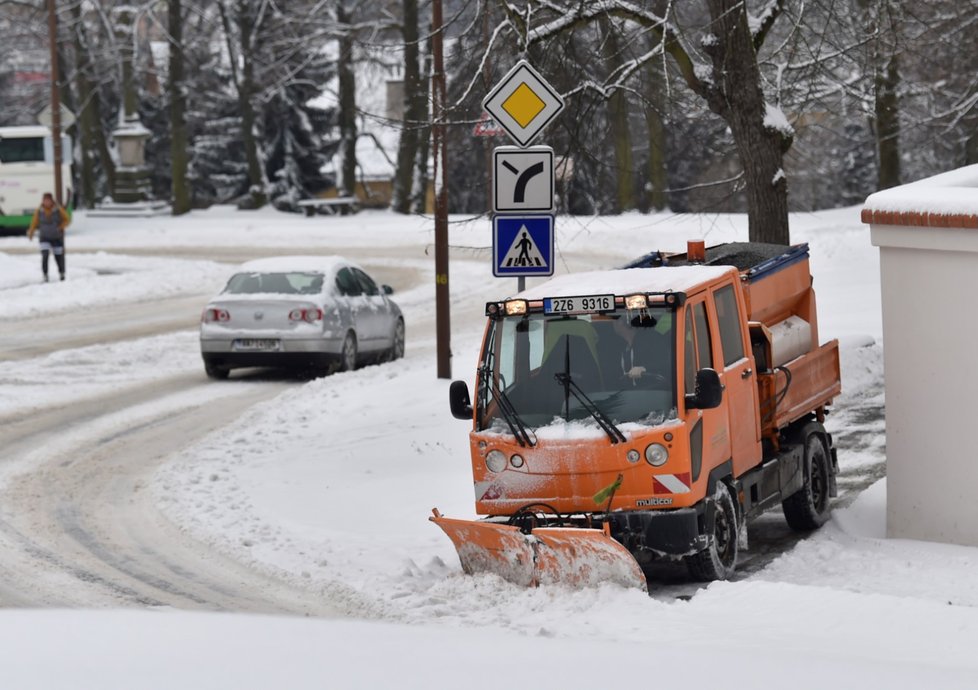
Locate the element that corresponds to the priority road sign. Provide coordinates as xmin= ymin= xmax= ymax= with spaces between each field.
xmin=493 ymin=146 xmax=554 ymax=214
xmin=493 ymin=215 xmax=554 ymax=277
xmin=483 ymin=61 xmax=564 ymax=148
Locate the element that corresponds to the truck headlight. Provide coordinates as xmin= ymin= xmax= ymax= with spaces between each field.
xmin=486 ymin=450 xmax=507 ymax=473
xmin=645 ymin=443 xmax=669 ymax=466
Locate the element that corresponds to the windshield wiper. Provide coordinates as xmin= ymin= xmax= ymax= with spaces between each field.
xmin=484 ymin=368 xmax=536 ymax=448
xmin=554 ymin=335 xmax=627 ymax=444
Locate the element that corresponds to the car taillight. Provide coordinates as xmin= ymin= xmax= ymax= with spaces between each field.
xmin=202 ymin=308 xmax=230 ymax=323
xmin=290 ymin=308 xmax=324 ymax=323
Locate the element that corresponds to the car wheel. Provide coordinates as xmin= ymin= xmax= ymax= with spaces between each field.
xmin=338 ymin=332 xmax=358 ymax=372
xmin=782 ymin=429 xmax=832 ymax=531
xmin=204 ymin=360 xmax=230 ymax=380
xmin=686 ymin=483 xmax=739 ymax=582
xmin=388 ymin=319 xmax=405 ymax=361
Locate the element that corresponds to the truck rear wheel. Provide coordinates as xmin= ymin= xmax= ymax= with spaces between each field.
xmin=686 ymin=483 xmax=739 ymax=581
xmin=782 ymin=430 xmax=832 ymax=531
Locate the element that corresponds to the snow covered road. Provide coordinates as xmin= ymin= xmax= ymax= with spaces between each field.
xmin=0 ymin=376 xmax=316 ymax=610
xmin=0 ymin=229 xmax=434 ymax=612
xmin=0 ymin=294 xmax=208 ymax=361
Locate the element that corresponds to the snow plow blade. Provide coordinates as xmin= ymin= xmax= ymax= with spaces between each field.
xmin=430 ymin=509 xmax=647 ymax=590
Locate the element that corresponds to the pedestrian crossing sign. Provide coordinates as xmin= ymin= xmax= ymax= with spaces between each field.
xmin=493 ymin=215 xmax=554 ymax=277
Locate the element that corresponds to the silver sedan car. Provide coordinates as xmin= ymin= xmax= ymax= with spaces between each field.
xmin=200 ymin=256 xmax=404 ymax=379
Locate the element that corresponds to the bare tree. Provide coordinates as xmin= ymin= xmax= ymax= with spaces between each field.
xmin=493 ymin=0 xmax=796 ymax=242
xmin=168 ymin=0 xmax=190 ymax=214
xmin=392 ymin=0 xmax=425 ymax=214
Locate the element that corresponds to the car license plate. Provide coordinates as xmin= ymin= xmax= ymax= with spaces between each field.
xmin=233 ymin=338 xmax=281 ymax=351
xmin=544 ymin=294 xmax=615 ymax=315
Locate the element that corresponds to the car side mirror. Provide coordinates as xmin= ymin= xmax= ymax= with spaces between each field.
xmin=382 ymin=284 xmax=394 ymax=295
xmin=685 ymin=368 xmax=723 ymax=410
xmin=449 ymin=380 xmax=473 ymax=420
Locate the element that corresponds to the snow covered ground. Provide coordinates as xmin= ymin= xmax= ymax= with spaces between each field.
xmin=4 ymin=205 xmax=978 ymax=687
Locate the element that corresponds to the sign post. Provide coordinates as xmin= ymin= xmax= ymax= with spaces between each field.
xmin=483 ymin=61 xmax=564 ymax=293
xmin=46 ymin=0 xmax=63 ymax=206
xmin=432 ymin=0 xmax=451 ymax=379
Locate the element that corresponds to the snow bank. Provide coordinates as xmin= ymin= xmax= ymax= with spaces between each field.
xmin=0 ymin=253 xmax=228 ymax=320
xmin=4 ymin=603 xmax=977 ymax=690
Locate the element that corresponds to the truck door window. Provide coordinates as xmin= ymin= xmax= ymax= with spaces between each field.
xmin=498 ymin=318 xmax=543 ymax=386
xmin=714 ymin=284 xmax=745 ymax=366
xmin=693 ymin=302 xmax=714 ymax=369
xmin=684 ymin=310 xmax=696 ymax=396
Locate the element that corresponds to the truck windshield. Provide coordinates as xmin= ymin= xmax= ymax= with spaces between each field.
xmin=478 ymin=308 xmax=677 ymax=432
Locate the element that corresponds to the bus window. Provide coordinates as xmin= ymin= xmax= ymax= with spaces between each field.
xmin=0 ymin=137 xmax=44 ymax=163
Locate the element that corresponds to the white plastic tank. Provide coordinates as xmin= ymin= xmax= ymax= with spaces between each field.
xmin=769 ymin=315 xmax=812 ymax=367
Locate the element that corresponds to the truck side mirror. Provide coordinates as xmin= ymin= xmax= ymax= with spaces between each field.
xmin=449 ymin=380 xmax=473 ymax=420
xmin=686 ymin=368 xmax=724 ymax=410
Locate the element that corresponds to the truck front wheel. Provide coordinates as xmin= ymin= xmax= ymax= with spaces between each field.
xmin=686 ymin=483 xmax=739 ymax=581
xmin=782 ymin=431 xmax=832 ymax=531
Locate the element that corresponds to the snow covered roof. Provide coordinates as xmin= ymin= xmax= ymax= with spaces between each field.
xmin=0 ymin=126 xmax=49 ymax=138
xmin=862 ymin=164 xmax=978 ymax=229
xmin=236 ymin=255 xmax=352 ymax=275
xmin=516 ymin=266 xmax=736 ymax=300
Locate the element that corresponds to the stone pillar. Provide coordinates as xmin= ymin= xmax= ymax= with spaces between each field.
xmin=863 ymin=165 xmax=978 ymax=546
xmin=111 ymin=5 xmax=151 ymax=203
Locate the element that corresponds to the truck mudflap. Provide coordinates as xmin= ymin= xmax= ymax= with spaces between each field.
xmin=430 ymin=509 xmax=647 ymax=590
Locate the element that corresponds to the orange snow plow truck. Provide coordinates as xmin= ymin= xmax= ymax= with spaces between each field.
xmin=433 ymin=241 xmax=841 ymax=590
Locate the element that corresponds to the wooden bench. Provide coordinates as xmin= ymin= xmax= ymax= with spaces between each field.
xmin=297 ymin=196 xmax=360 ymax=216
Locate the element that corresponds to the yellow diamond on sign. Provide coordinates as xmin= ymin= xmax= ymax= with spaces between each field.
xmin=484 ymin=60 xmax=565 ymax=147
xmin=502 ymin=84 xmax=546 ymax=128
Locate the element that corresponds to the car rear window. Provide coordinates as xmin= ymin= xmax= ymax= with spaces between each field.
xmin=224 ymin=272 xmax=324 ymax=295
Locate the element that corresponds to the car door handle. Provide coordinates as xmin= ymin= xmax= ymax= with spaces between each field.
xmin=741 ymin=368 xmax=753 ymax=379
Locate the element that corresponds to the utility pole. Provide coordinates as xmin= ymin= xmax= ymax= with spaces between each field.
xmin=46 ymin=0 xmax=63 ymax=205
xmin=432 ymin=0 xmax=451 ymax=379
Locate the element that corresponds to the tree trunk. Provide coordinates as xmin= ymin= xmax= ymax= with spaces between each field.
xmin=220 ymin=0 xmax=266 ymax=209
xmin=643 ymin=59 xmax=668 ymax=211
xmin=704 ymin=0 xmax=791 ymax=244
xmin=168 ymin=0 xmax=191 ymax=214
xmin=601 ymin=18 xmax=634 ymax=213
xmin=875 ymin=54 xmax=900 ymax=190
xmin=238 ymin=5 xmax=266 ymax=208
xmin=966 ymin=127 xmax=978 ymax=166
xmin=337 ymin=3 xmax=358 ymax=204
xmin=69 ymin=1 xmax=114 ymax=205
xmin=412 ymin=36 xmax=432 ymax=214
xmin=392 ymin=0 xmax=420 ymax=214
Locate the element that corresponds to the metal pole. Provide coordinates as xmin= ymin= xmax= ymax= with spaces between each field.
xmin=432 ymin=0 xmax=451 ymax=379
xmin=47 ymin=0 xmax=63 ymax=205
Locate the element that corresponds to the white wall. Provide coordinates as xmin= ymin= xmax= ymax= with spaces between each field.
xmin=872 ymin=224 xmax=978 ymax=545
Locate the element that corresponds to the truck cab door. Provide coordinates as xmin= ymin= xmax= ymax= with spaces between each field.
xmin=711 ymin=283 xmax=762 ymax=477
xmin=684 ymin=299 xmax=730 ymax=485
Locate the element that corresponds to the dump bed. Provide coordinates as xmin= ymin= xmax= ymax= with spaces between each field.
xmin=626 ymin=242 xmax=841 ymax=439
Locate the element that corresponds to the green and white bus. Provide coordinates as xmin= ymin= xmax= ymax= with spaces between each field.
xmin=0 ymin=126 xmax=72 ymax=230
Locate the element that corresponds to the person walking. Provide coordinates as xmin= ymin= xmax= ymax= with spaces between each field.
xmin=26 ymin=192 xmax=70 ymax=282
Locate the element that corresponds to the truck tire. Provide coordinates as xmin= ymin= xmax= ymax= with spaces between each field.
xmin=782 ymin=430 xmax=832 ymax=531
xmin=686 ymin=483 xmax=739 ymax=581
